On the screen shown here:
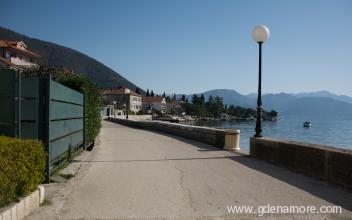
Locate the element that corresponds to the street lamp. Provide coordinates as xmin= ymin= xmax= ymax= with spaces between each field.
xmin=125 ymin=89 xmax=130 ymax=120
xmin=123 ymin=104 xmax=127 ymax=119
xmin=113 ymin=101 xmax=116 ymax=117
xmin=252 ymin=25 xmax=270 ymax=137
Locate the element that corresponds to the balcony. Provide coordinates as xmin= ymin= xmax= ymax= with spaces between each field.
xmin=10 ymin=57 xmax=38 ymax=68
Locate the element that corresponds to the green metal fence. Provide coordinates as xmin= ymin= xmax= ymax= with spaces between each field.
xmin=0 ymin=69 xmax=85 ymax=180
xmin=0 ymin=70 xmax=21 ymax=137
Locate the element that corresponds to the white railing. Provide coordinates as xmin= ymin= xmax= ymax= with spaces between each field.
xmin=10 ymin=57 xmax=38 ymax=68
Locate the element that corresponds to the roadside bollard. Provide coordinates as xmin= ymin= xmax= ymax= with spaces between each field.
xmin=224 ymin=129 xmax=240 ymax=151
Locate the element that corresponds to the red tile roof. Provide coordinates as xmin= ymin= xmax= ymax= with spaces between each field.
xmin=101 ymin=88 xmax=142 ymax=97
xmin=0 ymin=41 xmax=8 ymax=47
xmin=142 ymin=96 xmax=165 ymax=103
xmin=0 ymin=40 xmax=41 ymax=58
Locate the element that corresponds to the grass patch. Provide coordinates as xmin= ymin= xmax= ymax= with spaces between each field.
xmin=41 ymin=197 xmax=52 ymax=206
xmin=51 ymin=149 xmax=83 ymax=177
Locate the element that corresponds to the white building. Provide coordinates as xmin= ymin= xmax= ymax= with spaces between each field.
xmin=101 ymin=87 xmax=142 ymax=114
xmin=0 ymin=40 xmax=40 ymax=70
xmin=142 ymin=96 xmax=167 ymax=114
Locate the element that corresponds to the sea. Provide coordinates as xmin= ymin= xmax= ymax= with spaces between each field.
xmin=193 ymin=116 xmax=352 ymax=153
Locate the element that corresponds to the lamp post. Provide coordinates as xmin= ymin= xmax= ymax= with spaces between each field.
xmin=123 ymin=104 xmax=127 ymax=119
xmin=252 ymin=25 xmax=270 ymax=137
xmin=126 ymin=103 xmax=129 ymax=120
xmin=113 ymin=101 xmax=116 ymax=117
xmin=125 ymin=89 xmax=130 ymax=120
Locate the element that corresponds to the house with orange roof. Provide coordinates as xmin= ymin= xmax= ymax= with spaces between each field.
xmin=101 ymin=87 xmax=142 ymax=114
xmin=142 ymin=96 xmax=167 ymax=114
xmin=167 ymin=100 xmax=184 ymax=115
xmin=0 ymin=40 xmax=40 ymax=70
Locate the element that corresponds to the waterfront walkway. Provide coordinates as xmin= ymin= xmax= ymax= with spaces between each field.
xmin=26 ymin=120 xmax=352 ymax=219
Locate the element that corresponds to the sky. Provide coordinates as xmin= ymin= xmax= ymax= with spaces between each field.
xmin=1 ymin=0 xmax=352 ymax=96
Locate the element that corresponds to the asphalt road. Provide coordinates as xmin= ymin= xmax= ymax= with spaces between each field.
xmin=26 ymin=120 xmax=352 ymax=219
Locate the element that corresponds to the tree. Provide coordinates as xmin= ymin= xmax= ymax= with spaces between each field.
xmin=192 ymin=94 xmax=198 ymax=105
xmin=162 ymin=92 xmax=166 ymax=97
xmin=54 ymin=74 xmax=102 ymax=145
xmin=205 ymin=95 xmax=224 ymax=117
xmin=269 ymin=110 xmax=278 ymax=117
xmin=192 ymin=94 xmax=205 ymax=106
xmin=173 ymin=93 xmax=176 ymax=101
xmin=146 ymin=89 xmax=150 ymax=97
xmin=200 ymin=94 xmax=205 ymax=103
xmin=23 ymin=68 xmax=102 ymax=145
xmin=135 ymin=87 xmax=141 ymax=94
xmin=151 ymin=90 xmax=155 ymax=97
xmin=183 ymin=94 xmax=208 ymax=117
xmin=181 ymin=94 xmax=186 ymax=102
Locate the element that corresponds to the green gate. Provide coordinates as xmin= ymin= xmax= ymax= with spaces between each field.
xmin=0 ymin=69 xmax=85 ymax=180
xmin=0 ymin=70 xmax=21 ymax=137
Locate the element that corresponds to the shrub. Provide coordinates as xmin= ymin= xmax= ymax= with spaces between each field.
xmin=23 ymin=68 xmax=102 ymax=146
xmin=0 ymin=136 xmax=46 ymax=207
xmin=55 ymin=74 xmax=102 ymax=145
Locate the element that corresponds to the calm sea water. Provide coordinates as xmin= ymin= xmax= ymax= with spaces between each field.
xmin=193 ymin=116 xmax=352 ymax=153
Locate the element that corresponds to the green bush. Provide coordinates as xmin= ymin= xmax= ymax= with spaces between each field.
xmin=23 ymin=68 xmax=102 ymax=146
xmin=56 ymin=74 xmax=102 ymax=145
xmin=0 ymin=136 xmax=46 ymax=207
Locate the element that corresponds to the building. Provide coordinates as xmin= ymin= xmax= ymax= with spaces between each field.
xmin=166 ymin=100 xmax=184 ymax=115
xmin=101 ymin=87 xmax=142 ymax=114
xmin=142 ymin=96 xmax=167 ymax=114
xmin=0 ymin=40 xmax=40 ymax=70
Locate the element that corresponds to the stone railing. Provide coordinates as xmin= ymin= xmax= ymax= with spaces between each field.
xmin=107 ymin=117 xmax=240 ymax=151
xmin=250 ymin=137 xmax=352 ymax=189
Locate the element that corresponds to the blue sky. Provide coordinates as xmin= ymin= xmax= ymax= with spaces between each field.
xmin=1 ymin=0 xmax=352 ymax=96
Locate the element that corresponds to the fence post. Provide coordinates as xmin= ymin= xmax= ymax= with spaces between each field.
xmin=83 ymin=89 xmax=86 ymax=150
xmin=43 ymin=76 xmax=51 ymax=183
xmin=14 ymin=71 xmax=22 ymax=138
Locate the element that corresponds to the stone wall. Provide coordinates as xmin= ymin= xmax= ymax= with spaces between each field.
xmin=250 ymin=137 xmax=352 ymax=189
xmin=107 ymin=118 xmax=240 ymax=151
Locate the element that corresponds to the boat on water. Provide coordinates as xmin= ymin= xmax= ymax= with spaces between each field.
xmin=303 ymin=121 xmax=312 ymax=128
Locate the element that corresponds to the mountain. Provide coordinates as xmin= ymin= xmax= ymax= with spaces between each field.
xmin=282 ymin=97 xmax=352 ymax=119
xmin=0 ymin=27 xmax=141 ymax=90
xmin=201 ymin=89 xmax=253 ymax=107
xmin=194 ymin=89 xmax=352 ymax=119
xmin=261 ymin=93 xmax=298 ymax=112
xmin=294 ymin=90 xmax=352 ymax=104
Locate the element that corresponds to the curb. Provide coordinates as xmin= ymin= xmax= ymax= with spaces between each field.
xmin=0 ymin=186 xmax=44 ymax=220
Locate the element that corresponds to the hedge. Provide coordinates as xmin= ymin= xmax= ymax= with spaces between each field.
xmin=56 ymin=74 xmax=102 ymax=145
xmin=0 ymin=136 xmax=46 ymax=208
xmin=23 ymin=68 xmax=102 ymax=146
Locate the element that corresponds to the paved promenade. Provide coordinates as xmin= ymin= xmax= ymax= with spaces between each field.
xmin=27 ymin=120 xmax=352 ymax=219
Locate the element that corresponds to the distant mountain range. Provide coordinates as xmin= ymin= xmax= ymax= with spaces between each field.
xmin=0 ymin=27 xmax=142 ymax=91
xmin=187 ymin=89 xmax=352 ymax=119
xmin=294 ymin=91 xmax=352 ymax=104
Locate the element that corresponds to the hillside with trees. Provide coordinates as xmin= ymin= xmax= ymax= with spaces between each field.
xmin=181 ymin=94 xmax=277 ymax=120
xmin=0 ymin=27 xmax=142 ymax=91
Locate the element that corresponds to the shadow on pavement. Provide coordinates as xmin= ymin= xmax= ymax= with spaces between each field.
xmin=227 ymin=156 xmax=352 ymax=212
xmin=93 ymin=123 xmax=352 ymax=212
